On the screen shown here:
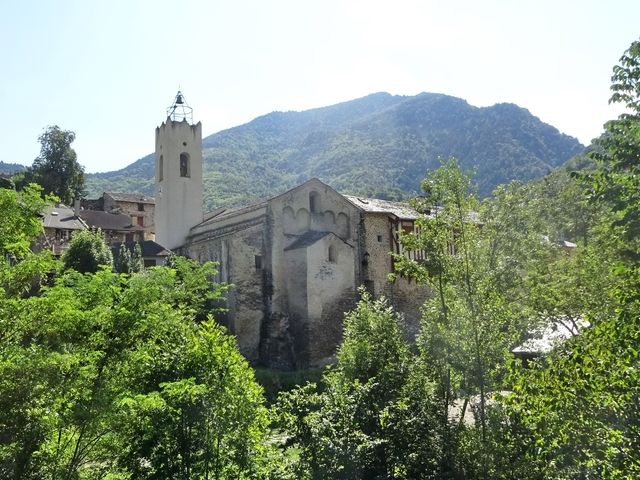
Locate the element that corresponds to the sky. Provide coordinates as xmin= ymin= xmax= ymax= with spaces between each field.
xmin=1 ymin=0 xmax=639 ymax=173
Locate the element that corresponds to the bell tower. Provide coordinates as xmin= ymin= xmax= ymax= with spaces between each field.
xmin=155 ymin=91 xmax=203 ymax=250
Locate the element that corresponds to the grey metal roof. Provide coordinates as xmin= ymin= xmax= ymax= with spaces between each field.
xmin=512 ymin=316 xmax=590 ymax=357
xmin=42 ymin=205 xmax=86 ymax=230
xmin=343 ymin=195 xmax=420 ymax=220
xmin=105 ymin=192 xmax=155 ymax=204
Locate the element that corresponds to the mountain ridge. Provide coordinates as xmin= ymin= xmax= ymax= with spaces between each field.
xmin=85 ymin=92 xmax=584 ymax=208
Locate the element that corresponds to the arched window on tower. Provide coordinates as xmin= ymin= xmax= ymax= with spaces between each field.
xmin=309 ymin=191 xmax=320 ymax=213
xmin=158 ymin=155 xmax=164 ymax=181
xmin=180 ymin=152 xmax=190 ymax=177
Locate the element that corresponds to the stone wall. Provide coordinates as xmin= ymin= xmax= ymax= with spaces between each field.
xmin=180 ymin=179 xmax=431 ymax=369
xmin=362 ymin=213 xmax=431 ymax=341
xmin=185 ymin=212 xmax=267 ymax=363
xmin=103 ymin=196 xmax=155 ymax=239
xmin=306 ymin=234 xmax=356 ymax=367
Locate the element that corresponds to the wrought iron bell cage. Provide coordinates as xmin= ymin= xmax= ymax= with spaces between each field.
xmin=166 ymin=90 xmax=193 ymax=123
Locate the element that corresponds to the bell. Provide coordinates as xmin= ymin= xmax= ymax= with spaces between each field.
xmin=176 ymin=93 xmax=184 ymax=105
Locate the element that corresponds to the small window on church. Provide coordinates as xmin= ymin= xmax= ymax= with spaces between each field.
xmin=328 ymin=245 xmax=337 ymax=263
xmin=309 ymin=191 xmax=320 ymax=213
xmin=159 ymin=155 xmax=164 ymax=181
xmin=255 ymin=255 xmax=263 ymax=269
xmin=180 ymin=152 xmax=190 ymax=177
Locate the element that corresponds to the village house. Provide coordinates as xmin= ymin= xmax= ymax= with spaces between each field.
xmin=83 ymin=191 xmax=155 ymax=240
xmin=39 ymin=202 xmax=86 ymax=255
xmin=154 ymin=93 xmax=429 ymax=369
xmin=40 ymin=197 xmax=153 ymax=256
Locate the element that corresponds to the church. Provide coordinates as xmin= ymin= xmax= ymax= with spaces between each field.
xmin=154 ymin=93 xmax=429 ymax=369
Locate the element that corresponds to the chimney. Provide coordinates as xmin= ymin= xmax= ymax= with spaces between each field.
xmin=74 ymin=198 xmax=81 ymax=217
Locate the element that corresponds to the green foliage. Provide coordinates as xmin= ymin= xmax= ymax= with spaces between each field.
xmin=85 ymin=93 xmax=583 ymax=207
xmin=502 ymin=37 xmax=640 ymax=480
xmin=113 ymin=242 xmax=132 ymax=274
xmin=0 ymin=183 xmax=52 ymax=260
xmin=276 ymin=291 xmax=442 ymax=479
xmin=0 ymin=258 xmax=268 ymax=479
xmin=118 ymin=316 xmax=268 ymax=480
xmin=392 ymin=158 xmax=603 ymax=477
xmin=132 ymin=242 xmax=143 ymax=272
xmin=19 ymin=126 xmax=85 ymax=205
xmin=62 ymin=229 xmax=113 ymax=273
xmin=584 ymin=39 xmax=640 ymax=257
xmin=113 ymin=242 xmax=143 ymax=274
xmin=165 ymin=254 xmax=231 ymax=321
xmin=0 ymin=183 xmax=60 ymax=297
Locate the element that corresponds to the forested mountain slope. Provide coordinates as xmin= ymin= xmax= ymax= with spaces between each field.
xmin=86 ymin=92 xmax=584 ymax=209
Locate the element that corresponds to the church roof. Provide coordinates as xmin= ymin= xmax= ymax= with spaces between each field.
xmin=202 ymin=198 xmax=269 ymax=222
xmin=343 ymin=195 xmax=420 ymax=220
xmin=196 ymin=178 xmax=421 ymax=230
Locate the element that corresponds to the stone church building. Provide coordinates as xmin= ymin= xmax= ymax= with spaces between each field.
xmin=155 ymin=93 xmax=428 ymax=369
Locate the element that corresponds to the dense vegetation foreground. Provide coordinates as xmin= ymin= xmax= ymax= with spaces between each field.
xmin=1 ymin=39 xmax=640 ymax=479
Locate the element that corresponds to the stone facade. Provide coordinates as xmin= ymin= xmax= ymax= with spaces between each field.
xmin=102 ymin=192 xmax=155 ymax=239
xmin=177 ymin=179 xmax=430 ymax=369
xmin=155 ymin=103 xmax=430 ymax=369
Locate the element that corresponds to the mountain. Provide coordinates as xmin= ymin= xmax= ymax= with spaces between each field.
xmin=85 ymin=92 xmax=585 ymax=209
xmin=0 ymin=161 xmax=26 ymax=175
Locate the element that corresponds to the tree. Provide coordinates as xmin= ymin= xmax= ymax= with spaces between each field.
xmin=584 ymin=38 xmax=640 ymax=257
xmin=131 ymin=242 xmax=143 ymax=272
xmin=62 ymin=229 xmax=113 ymax=273
xmin=391 ymin=159 xmax=547 ymax=477
xmin=276 ymin=290 xmax=442 ymax=479
xmin=22 ymin=126 xmax=84 ymax=205
xmin=0 ymin=183 xmax=60 ymax=297
xmin=0 ymin=258 xmax=268 ymax=479
xmin=504 ymin=37 xmax=640 ymax=480
xmin=0 ymin=183 xmax=52 ymax=260
xmin=114 ymin=242 xmax=132 ymax=273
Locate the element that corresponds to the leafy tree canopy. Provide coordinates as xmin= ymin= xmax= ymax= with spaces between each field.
xmin=0 ymin=257 xmax=268 ymax=479
xmin=62 ymin=228 xmax=113 ymax=273
xmin=0 ymin=183 xmax=52 ymax=260
xmin=503 ymin=37 xmax=640 ymax=480
xmin=20 ymin=126 xmax=85 ymax=205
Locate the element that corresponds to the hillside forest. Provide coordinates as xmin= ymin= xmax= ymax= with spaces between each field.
xmin=84 ymin=91 xmax=583 ymax=209
xmin=0 ymin=39 xmax=639 ymax=479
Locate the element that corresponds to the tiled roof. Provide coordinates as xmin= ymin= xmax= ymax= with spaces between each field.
xmin=200 ymin=198 xmax=269 ymax=224
xmin=42 ymin=205 xmax=86 ymax=230
xmin=105 ymin=192 xmax=155 ymax=204
xmin=343 ymin=195 xmax=420 ymax=220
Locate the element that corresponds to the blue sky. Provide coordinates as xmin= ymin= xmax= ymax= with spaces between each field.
xmin=1 ymin=0 xmax=638 ymax=173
